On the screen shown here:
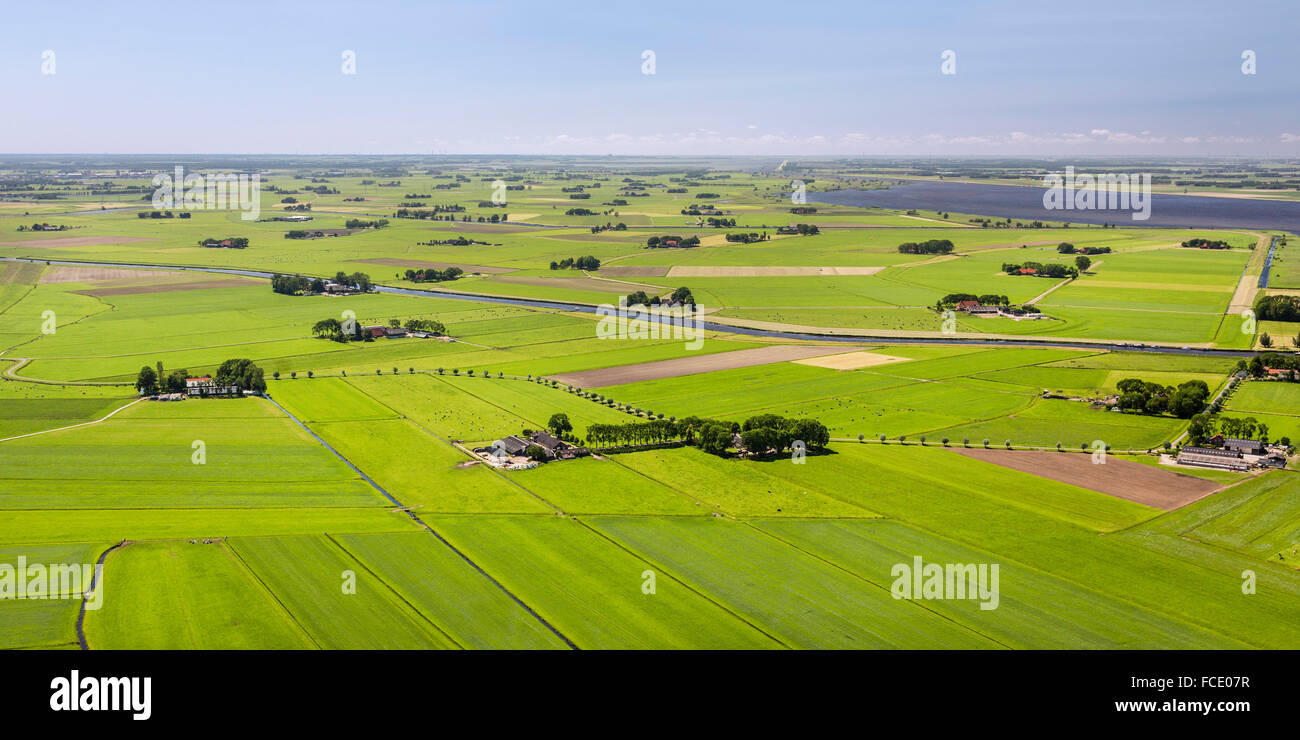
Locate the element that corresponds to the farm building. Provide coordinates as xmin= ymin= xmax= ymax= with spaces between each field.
xmin=1223 ymin=438 xmax=1265 ymax=455
xmin=1176 ymin=446 xmax=1249 ymax=471
xmin=474 ymin=430 xmax=588 ymax=466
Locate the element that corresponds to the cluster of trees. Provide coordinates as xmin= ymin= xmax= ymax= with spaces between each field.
xmin=565 ymin=207 xmax=598 ymax=216
xmin=271 ymin=274 xmax=312 ymax=295
xmin=776 ymin=224 xmax=820 ymax=235
xmin=725 ymin=232 xmax=769 ymax=243
xmin=896 ymin=239 xmax=955 ymax=255
xmin=332 ymin=271 xmax=372 ymax=291
xmin=589 ymin=223 xmax=627 ymax=233
xmin=344 ymin=218 xmax=388 ymax=229
xmin=738 ymin=414 xmax=830 ymax=457
xmin=938 ymin=293 xmax=1009 ymax=307
xmin=704 ymin=217 xmax=737 ymax=227
xmin=400 ymin=318 xmax=447 ymax=334
xmin=1055 ymin=243 xmax=1112 ymax=255
xmin=625 ymin=286 xmax=695 ymax=307
xmin=790 ymin=207 xmax=817 ymax=214
xmin=197 ymin=237 xmax=249 ymax=248
xmin=1116 ymin=378 xmax=1210 ymax=418
xmin=403 ymin=267 xmax=463 ymax=283
xmin=1001 ymin=261 xmax=1079 ymax=278
xmin=1237 ymin=353 xmax=1300 ymax=377
xmin=136 ymin=210 xmax=191 ymax=219
xmin=1188 ymin=413 xmax=1282 ymax=447
xmin=272 ymin=271 xmax=371 ymax=295
xmin=135 ymin=358 xmax=265 ymax=395
xmin=312 ymin=316 xmax=447 ymax=342
xmin=646 ymin=235 xmax=701 ymax=248
xmin=1182 ymin=238 xmax=1231 ymax=249
xmin=393 ymin=205 xmax=465 ymax=219
xmin=135 ymin=363 xmax=190 ymax=395
xmin=694 ymin=192 xmax=721 ymax=199
xmin=1252 ymin=295 xmax=1300 ymax=322
xmin=420 ymin=236 xmax=488 ymax=246
xmin=215 ymin=358 xmax=267 ymax=394
xmin=567 ymin=193 xmax=591 ymax=199
xmin=550 ymin=256 xmax=600 ymax=271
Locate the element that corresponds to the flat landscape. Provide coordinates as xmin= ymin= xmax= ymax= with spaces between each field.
xmin=2 ymin=154 xmax=1299 ymax=652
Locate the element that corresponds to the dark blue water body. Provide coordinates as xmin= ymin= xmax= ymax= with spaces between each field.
xmin=1260 ymin=236 xmax=1280 ymax=288
xmin=815 ymin=181 xmax=1300 ymax=234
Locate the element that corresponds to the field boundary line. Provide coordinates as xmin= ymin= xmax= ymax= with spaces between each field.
xmin=338 ymin=375 xmax=564 ymax=512
xmin=574 ymin=518 xmax=792 ymax=649
xmin=324 ymin=533 xmax=465 ymax=650
xmin=0 ymin=396 xmax=143 ymax=443
xmin=224 ymin=539 xmax=324 ymax=650
xmin=76 ymin=539 xmax=127 ymax=650
xmin=741 ymin=520 xmax=1013 ymax=649
xmin=262 ymin=392 xmax=577 ymax=649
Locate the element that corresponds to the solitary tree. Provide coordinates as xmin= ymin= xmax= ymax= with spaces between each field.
xmin=548 ymin=413 xmax=573 ymax=437
xmin=135 ymin=365 xmax=159 ymax=395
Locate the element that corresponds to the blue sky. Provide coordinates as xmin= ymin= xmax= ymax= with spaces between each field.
xmin=2 ymin=0 xmax=1296 ymax=155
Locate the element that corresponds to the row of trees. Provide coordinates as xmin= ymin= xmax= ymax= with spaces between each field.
xmin=137 ymin=210 xmax=191 ymax=219
xmin=1182 ymin=238 xmax=1231 ymax=249
xmin=550 ymin=256 xmax=600 ymax=270
xmin=584 ymin=413 xmax=829 ymax=458
xmin=1056 ymin=243 xmax=1111 ymax=255
xmin=725 ymin=232 xmax=769 ymax=243
xmin=938 ymin=293 xmax=1009 ymax=307
xmin=1116 ymin=378 xmax=1210 ymax=418
xmin=777 ymin=224 xmax=820 ymax=235
xmin=897 ymin=239 xmax=955 ymax=255
xmin=344 ymin=218 xmax=389 ymax=229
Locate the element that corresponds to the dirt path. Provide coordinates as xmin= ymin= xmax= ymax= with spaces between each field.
xmin=1227 ymin=232 xmax=1271 ymax=315
xmin=0 ymin=397 xmax=143 ymax=443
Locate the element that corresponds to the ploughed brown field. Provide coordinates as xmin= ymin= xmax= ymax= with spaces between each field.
xmin=0 ymin=236 xmax=158 ymax=248
xmin=948 ymin=448 xmax=1226 ymax=510
xmin=548 ymin=344 xmax=855 ymax=388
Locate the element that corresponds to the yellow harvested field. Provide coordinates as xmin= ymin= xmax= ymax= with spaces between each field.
xmin=792 ymin=351 xmax=910 ymax=370
xmin=665 ymin=266 xmax=884 ymax=277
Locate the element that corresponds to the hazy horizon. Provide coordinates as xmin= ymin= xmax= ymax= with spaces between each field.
xmin=3 ymin=0 xmax=1297 ymax=157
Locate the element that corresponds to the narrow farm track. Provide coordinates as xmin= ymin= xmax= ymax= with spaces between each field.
xmin=0 ymin=396 xmax=143 ymax=443
xmin=261 ymin=394 xmax=578 ymax=650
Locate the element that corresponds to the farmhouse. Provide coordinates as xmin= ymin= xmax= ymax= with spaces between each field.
xmin=473 ymin=430 xmax=588 ymax=467
xmin=184 ymin=376 xmax=240 ymax=397
xmin=361 ymin=325 xmax=387 ymax=338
